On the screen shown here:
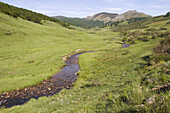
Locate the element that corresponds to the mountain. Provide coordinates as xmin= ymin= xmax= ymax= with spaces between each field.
xmin=86 ymin=12 xmax=118 ymax=23
xmin=54 ymin=16 xmax=105 ymax=29
xmin=112 ymin=10 xmax=150 ymax=21
xmin=85 ymin=10 xmax=150 ymax=22
xmin=53 ymin=10 xmax=150 ymax=28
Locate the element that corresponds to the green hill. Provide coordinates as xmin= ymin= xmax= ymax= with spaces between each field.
xmin=112 ymin=13 xmax=170 ymax=32
xmin=0 ymin=2 xmax=69 ymax=28
xmin=0 ymin=3 xmax=169 ymax=113
xmin=54 ymin=16 xmax=105 ymax=29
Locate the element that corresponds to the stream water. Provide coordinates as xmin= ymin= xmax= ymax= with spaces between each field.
xmin=122 ymin=44 xmax=130 ymax=48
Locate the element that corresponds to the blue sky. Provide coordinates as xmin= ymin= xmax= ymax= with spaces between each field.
xmin=0 ymin=0 xmax=169 ymax=17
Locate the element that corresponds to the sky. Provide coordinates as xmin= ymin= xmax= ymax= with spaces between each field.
xmin=0 ymin=0 xmax=169 ymax=17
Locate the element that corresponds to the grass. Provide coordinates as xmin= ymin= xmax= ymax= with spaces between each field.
xmin=1 ymin=38 xmax=167 ymax=113
xmin=147 ymin=19 xmax=170 ymax=30
xmin=0 ymin=13 xmax=120 ymax=93
xmin=0 ymin=12 xmax=169 ymax=112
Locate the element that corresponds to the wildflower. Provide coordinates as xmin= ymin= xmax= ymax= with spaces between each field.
xmin=144 ymin=65 xmax=148 ymax=69
xmin=160 ymin=61 xmax=165 ymax=64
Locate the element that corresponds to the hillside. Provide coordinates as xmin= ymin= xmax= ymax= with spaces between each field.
xmin=112 ymin=10 xmax=150 ymax=21
xmin=0 ymin=12 xmax=115 ymax=94
xmin=0 ymin=3 xmax=169 ymax=113
xmin=0 ymin=2 xmax=69 ymax=28
xmin=54 ymin=16 xmax=105 ymax=29
xmin=112 ymin=12 xmax=170 ymax=32
xmin=85 ymin=10 xmax=149 ymax=23
xmin=86 ymin=12 xmax=118 ymax=23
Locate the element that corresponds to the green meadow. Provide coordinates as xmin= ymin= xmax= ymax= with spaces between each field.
xmin=0 ymin=12 xmax=169 ymax=113
xmin=0 ymin=13 xmax=120 ymax=93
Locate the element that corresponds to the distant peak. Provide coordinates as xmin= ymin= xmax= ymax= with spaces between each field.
xmin=112 ymin=10 xmax=150 ymax=21
xmin=100 ymin=12 xmax=108 ymax=14
xmin=128 ymin=10 xmax=137 ymax=12
xmin=86 ymin=12 xmax=118 ymax=23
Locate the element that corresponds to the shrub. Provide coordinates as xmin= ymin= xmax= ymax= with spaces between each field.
xmin=151 ymin=34 xmax=158 ymax=39
xmin=145 ymin=28 xmax=157 ymax=31
xmin=129 ymin=35 xmax=135 ymax=39
xmin=156 ymin=32 xmax=164 ymax=37
xmin=166 ymin=22 xmax=170 ymax=24
xmin=159 ymin=27 xmax=167 ymax=30
xmin=130 ymin=39 xmax=136 ymax=44
xmin=151 ymin=36 xmax=170 ymax=63
xmin=150 ymin=54 xmax=170 ymax=63
xmin=141 ymin=36 xmax=150 ymax=41
xmin=122 ymin=36 xmax=128 ymax=43
xmin=123 ymin=32 xmax=127 ymax=36
xmin=164 ymin=31 xmax=170 ymax=37
xmin=137 ymin=36 xmax=143 ymax=40
xmin=127 ymin=38 xmax=132 ymax=42
xmin=146 ymin=31 xmax=152 ymax=35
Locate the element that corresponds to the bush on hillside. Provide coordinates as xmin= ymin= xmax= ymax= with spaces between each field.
xmin=145 ymin=28 xmax=157 ymax=31
xmin=154 ymin=36 xmax=170 ymax=54
xmin=155 ymin=32 xmax=164 ymax=37
xmin=151 ymin=36 xmax=170 ymax=63
xmin=151 ymin=34 xmax=158 ymax=39
xmin=128 ymin=38 xmax=136 ymax=44
xmin=159 ymin=27 xmax=167 ymax=30
xmin=164 ymin=31 xmax=170 ymax=37
xmin=140 ymin=36 xmax=150 ymax=42
xmin=166 ymin=22 xmax=170 ymax=24
xmin=144 ymin=31 xmax=152 ymax=35
xmin=122 ymin=36 xmax=128 ymax=43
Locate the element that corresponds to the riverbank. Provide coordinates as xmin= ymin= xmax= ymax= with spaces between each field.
xmin=0 ymin=51 xmax=94 ymax=108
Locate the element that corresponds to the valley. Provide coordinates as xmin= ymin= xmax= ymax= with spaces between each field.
xmin=0 ymin=1 xmax=169 ymax=113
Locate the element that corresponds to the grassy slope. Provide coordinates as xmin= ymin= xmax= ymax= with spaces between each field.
xmin=0 ymin=13 xmax=120 ymax=93
xmin=54 ymin=16 xmax=105 ymax=28
xmin=0 ymin=13 xmax=169 ymax=113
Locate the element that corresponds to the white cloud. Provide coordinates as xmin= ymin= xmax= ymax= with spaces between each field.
xmin=105 ymin=0 xmax=125 ymax=2
xmin=1 ymin=0 xmax=169 ymax=17
xmin=103 ymin=8 xmax=122 ymax=11
xmin=149 ymin=5 xmax=163 ymax=9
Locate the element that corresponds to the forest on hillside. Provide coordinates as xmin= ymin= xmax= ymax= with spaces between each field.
xmin=0 ymin=2 xmax=70 ymax=28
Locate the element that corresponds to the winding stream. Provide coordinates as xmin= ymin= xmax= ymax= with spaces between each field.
xmin=0 ymin=43 xmax=129 ymax=108
xmin=0 ymin=51 xmax=93 ymax=108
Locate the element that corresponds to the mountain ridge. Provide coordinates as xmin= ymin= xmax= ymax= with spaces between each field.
xmin=86 ymin=12 xmax=118 ymax=23
xmin=85 ymin=10 xmax=150 ymax=22
xmin=111 ymin=10 xmax=150 ymax=21
xmin=54 ymin=10 xmax=150 ymax=27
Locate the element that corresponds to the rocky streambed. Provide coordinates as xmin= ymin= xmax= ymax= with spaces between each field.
xmin=0 ymin=51 xmax=93 ymax=108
